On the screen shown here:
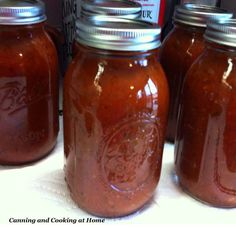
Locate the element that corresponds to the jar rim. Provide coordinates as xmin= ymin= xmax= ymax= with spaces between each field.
xmin=81 ymin=0 xmax=142 ymax=20
xmin=173 ymin=4 xmax=233 ymax=28
xmin=205 ymin=19 xmax=236 ymax=48
xmin=0 ymin=0 xmax=46 ymax=25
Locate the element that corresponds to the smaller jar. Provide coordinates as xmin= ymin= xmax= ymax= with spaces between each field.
xmin=72 ymin=0 xmax=142 ymax=58
xmin=64 ymin=16 xmax=169 ymax=217
xmin=175 ymin=19 xmax=236 ymax=207
xmin=159 ymin=4 xmax=233 ymax=142
xmin=0 ymin=0 xmax=59 ymax=165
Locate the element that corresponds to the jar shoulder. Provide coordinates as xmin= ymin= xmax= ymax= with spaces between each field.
xmin=160 ymin=27 xmax=205 ymax=61
xmin=0 ymin=29 xmax=58 ymax=75
xmin=183 ymin=49 xmax=236 ymax=109
xmin=64 ymin=53 xmax=168 ymax=98
xmin=0 ymin=28 xmax=55 ymax=53
xmin=186 ymin=49 xmax=236 ymax=86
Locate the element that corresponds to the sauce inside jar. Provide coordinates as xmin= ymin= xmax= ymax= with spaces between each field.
xmin=64 ymin=17 xmax=169 ymax=217
xmin=159 ymin=4 xmax=233 ymax=142
xmin=175 ymin=19 xmax=236 ymax=207
xmin=0 ymin=0 xmax=59 ymax=165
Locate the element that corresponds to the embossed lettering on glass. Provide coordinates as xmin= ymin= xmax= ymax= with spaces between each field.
xmin=0 ymin=0 xmax=59 ymax=165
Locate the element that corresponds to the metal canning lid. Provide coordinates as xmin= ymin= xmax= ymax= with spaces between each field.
xmin=173 ymin=4 xmax=233 ymax=28
xmin=81 ymin=0 xmax=142 ymax=19
xmin=76 ymin=16 xmax=161 ymax=51
xmin=205 ymin=19 xmax=236 ymax=47
xmin=0 ymin=0 xmax=46 ymax=25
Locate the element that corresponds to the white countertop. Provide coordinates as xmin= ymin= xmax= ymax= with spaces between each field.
xmin=0 ymin=119 xmax=235 ymax=225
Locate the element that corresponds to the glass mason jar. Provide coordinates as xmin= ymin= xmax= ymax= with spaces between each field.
xmin=0 ymin=0 xmax=59 ymax=165
xmin=175 ymin=19 xmax=236 ymax=207
xmin=64 ymin=17 xmax=169 ymax=217
xmin=159 ymin=4 xmax=232 ymax=142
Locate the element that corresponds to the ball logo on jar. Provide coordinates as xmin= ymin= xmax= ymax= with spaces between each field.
xmin=0 ymin=78 xmax=50 ymax=115
xmin=99 ymin=115 xmax=159 ymax=192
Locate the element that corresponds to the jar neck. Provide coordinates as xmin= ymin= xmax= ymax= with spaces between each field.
xmin=206 ymin=40 xmax=236 ymax=54
xmin=0 ymin=22 xmax=45 ymax=33
xmin=173 ymin=22 xmax=206 ymax=34
xmin=75 ymin=41 xmax=159 ymax=58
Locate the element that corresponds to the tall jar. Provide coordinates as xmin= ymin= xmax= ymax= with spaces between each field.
xmin=64 ymin=17 xmax=169 ymax=217
xmin=175 ymin=19 xmax=236 ymax=207
xmin=0 ymin=0 xmax=59 ymax=165
xmin=159 ymin=4 xmax=232 ymax=142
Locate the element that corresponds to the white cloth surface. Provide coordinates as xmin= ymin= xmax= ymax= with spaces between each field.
xmin=0 ymin=120 xmax=235 ymax=225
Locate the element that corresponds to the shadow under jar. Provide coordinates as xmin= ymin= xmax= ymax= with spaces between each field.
xmin=64 ymin=16 xmax=169 ymax=217
xmin=0 ymin=0 xmax=59 ymax=165
xmin=159 ymin=4 xmax=232 ymax=142
xmin=175 ymin=19 xmax=236 ymax=208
